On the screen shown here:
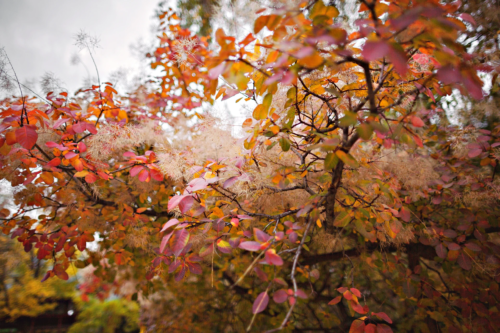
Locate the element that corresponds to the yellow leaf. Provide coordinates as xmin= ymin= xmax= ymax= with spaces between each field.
xmin=270 ymin=125 xmax=280 ymax=134
xmin=253 ymin=104 xmax=267 ymax=120
xmin=316 ymin=219 xmax=322 ymax=228
xmin=74 ymin=171 xmax=89 ymax=177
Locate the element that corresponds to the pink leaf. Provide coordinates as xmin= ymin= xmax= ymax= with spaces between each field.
xmin=208 ymin=62 xmax=226 ymax=80
xmin=223 ymin=176 xmax=239 ymax=189
xmin=293 ymin=46 xmax=314 ymax=59
xmin=273 ymin=289 xmax=288 ymax=303
xmin=222 ymin=88 xmax=239 ymax=101
xmin=72 ymin=122 xmax=85 ymax=133
xmin=64 ymin=152 xmax=77 ymax=160
xmin=160 ymin=231 xmax=174 ymax=253
xmin=130 ymin=165 xmax=144 ymax=177
xmin=468 ymin=148 xmax=482 ymax=158
xmin=265 ymin=249 xmax=283 ymax=266
xmin=459 ymin=13 xmax=476 ymax=26
xmin=187 ymin=178 xmax=208 ymax=192
xmin=52 ymin=118 xmax=70 ymax=129
xmin=168 ymin=195 xmax=188 ymax=211
xmin=161 ymin=219 xmax=180 ymax=233
xmin=179 ymin=196 xmax=194 ymax=213
xmin=138 ymin=169 xmax=150 ymax=182
xmin=173 ymin=229 xmax=190 ymax=256
xmin=238 ymin=241 xmax=261 ymax=252
xmin=254 ymin=228 xmax=272 ymax=242
xmin=85 ymin=123 xmax=97 ymax=134
xmin=296 ymin=289 xmax=308 ymax=299
xmin=388 ymin=45 xmax=408 ymax=75
xmin=252 ymin=291 xmax=269 ymax=314
xmin=362 ymin=41 xmax=390 ymax=61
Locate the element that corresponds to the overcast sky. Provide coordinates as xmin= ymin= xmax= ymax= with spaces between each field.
xmin=0 ymin=0 xmax=160 ymax=95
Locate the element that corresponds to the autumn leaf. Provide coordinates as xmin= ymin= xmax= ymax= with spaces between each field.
xmin=15 ymin=125 xmax=38 ymax=150
xmin=252 ymin=291 xmax=269 ymax=314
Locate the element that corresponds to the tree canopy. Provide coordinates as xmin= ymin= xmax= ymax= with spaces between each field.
xmin=1 ymin=0 xmax=500 ymax=332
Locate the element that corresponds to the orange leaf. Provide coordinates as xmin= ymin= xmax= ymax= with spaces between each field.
xmin=297 ymin=53 xmax=323 ymax=69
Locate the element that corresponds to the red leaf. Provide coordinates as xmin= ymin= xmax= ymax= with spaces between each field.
xmin=273 ymin=289 xmax=288 ymax=303
xmin=435 ymin=243 xmax=447 ymax=259
xmin=77 ymin=236 xmax=87 ymax=252
xmin=77 ymin=142 xmax=87 ymax=152
xmin=150 ymin=168 xmax=164 ymax=181
xmin=350 ymin=288 xmax=361 ymax=298
xmin=457 ymin=251 xmax=472 ymax=270
xmin=411 ymin=116 xmax=425 ymax=127
xmin=376 ymin=324 xmax=393 ymax=333
xmin=372 ymin=312 xmax=393 ymax=324
xmin=399 ymin=207 xmax=411 ymax=222
xmin=465 ymin=242 xmax=481 ymax=252
xmin=238 ymin=241 xmax=261 ymax=251
xmin=365 ymin=323 xmax=377 ymax=333
xmin=448 ymin=242 xmax=461 ymax=251
xmin=15 ymin=125 xmax=38 ymax=150
xmin=328 ymin=296 xmax=342 ymax=305
xmin=349 ymin=319 xmax=365 ymax=333
xmin=252 ymin=291 xmax=269 ymax=314
xmin=351 ymin=301 xmax=368 ymax=314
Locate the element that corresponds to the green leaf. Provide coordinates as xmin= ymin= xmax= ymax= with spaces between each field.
xmin=339 ymin=111 xmax=357 ymax=127
xmin=356 ymin=123 xmax=373 ymax=140
xmin=336 ymin=150 xmax=359 ymax=168
xmin=324 ymin=153 xmax=339 ymax=170
xmin=267 ymin=141 xmax=278 ymax=150
xmin=279 ymin=137 xmax=291 ymax=152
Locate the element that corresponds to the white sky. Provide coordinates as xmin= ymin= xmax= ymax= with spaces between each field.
xmin=0 ymin=0 xmax=160 ymax=94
